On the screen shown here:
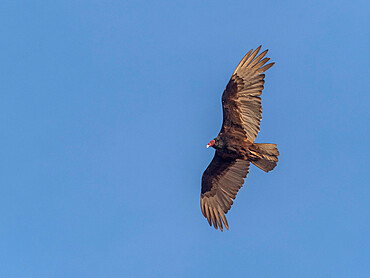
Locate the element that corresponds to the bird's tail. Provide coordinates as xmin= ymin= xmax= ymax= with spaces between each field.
xmin=251 ymin=143 xmax=279 ymax=172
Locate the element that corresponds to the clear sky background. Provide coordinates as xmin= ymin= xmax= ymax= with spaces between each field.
xmin=1 ymin=1 xmax=369 ymax=277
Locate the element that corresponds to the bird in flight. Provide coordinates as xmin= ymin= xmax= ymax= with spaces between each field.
xmin=201 ymin=46 xmax=279 ymax=231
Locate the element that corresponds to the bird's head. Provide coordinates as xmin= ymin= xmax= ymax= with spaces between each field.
xmin=206 ymin=139 xmax=216 ymax=149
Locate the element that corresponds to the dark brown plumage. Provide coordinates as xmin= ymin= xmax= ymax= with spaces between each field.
xmin=201 ymin=46 xmax=279 ymax=231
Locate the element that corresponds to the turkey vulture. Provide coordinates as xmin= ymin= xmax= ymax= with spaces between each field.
xmin=201 ymin=46 xmax=279 ymax=231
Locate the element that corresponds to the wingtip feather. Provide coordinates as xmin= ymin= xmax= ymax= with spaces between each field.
xmin=209 ymin=207 xmax=218 ymax=230
xmin=213 ymin=207 xmax=223 ymax=232
xmin=243 ymin=45 xmax=262 ymax=68
xmin=200 ymin=198 xmax=206 ymax=217
xmin=233 ymin=48 xmax=253 ymax=75
xmin=205 ymin=204 xmax=212 ymax=226
xmin=218 ymin=209 xmax=229 ymax=231
xmin=258 ymin=62 xmax=275 ymax=73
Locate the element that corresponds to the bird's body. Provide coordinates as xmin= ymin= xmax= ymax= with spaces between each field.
xmin=201 ymin=46 xmax=279 ymax=231
xmin=208 ymin=137 xmax=252 ymax=163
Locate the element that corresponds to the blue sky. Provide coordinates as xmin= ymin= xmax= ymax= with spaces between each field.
xmin=1 ymin=0 xmax=369 ymax=277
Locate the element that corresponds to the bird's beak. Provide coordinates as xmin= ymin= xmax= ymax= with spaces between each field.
xmin=206 ymin=140 xmax=215 ymax=148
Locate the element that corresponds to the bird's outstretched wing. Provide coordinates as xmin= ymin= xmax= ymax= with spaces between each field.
xmin=220 ymin=46 xmax=274 ymax=142
xmin=201 ymin=151 xmax=250 ymax=231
